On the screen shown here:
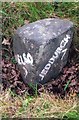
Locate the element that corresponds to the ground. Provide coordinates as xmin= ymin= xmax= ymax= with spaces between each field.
xmin=0 ymin=2 xmax=79 ymax=119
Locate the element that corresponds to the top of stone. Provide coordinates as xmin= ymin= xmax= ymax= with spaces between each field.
xmin=16 ymin=18 xmax=73 ymax=44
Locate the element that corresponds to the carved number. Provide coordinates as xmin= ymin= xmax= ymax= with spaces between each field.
xmin=17 ymin=52 xmax=33 ymax=65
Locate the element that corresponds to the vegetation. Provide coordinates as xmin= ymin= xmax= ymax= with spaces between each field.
xmin=1 ymin=2 xmax=79 ymax=37
xmin=1 ymin=2 xmax=79 ymax=119
xmin=0 ymin=90 xmax=79 ymax=119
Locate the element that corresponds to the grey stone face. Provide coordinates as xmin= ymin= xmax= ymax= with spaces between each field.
xmin=13 ymin=18 xmax=74 ymax=85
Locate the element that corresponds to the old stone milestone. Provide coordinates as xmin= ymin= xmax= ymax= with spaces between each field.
xmin=13 ymin=18 xmax=74 ymax=85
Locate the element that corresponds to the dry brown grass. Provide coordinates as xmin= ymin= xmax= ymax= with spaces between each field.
xmin=0 ymin=89 xmax=79 ymax=118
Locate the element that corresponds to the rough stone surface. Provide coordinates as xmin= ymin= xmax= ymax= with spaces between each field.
xmin=13 ymin=18 xmax=74 ymax=85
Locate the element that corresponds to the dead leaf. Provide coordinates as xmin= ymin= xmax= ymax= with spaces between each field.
xmin=2 ymin=38 xmax=10 ymax=46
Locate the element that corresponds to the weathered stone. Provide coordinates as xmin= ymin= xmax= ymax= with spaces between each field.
xmin=13 ymin=18 xmax=74 ymax=85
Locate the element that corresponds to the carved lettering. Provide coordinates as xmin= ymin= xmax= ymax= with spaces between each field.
xmin=39 ymin=34 xmax=70 ymax=81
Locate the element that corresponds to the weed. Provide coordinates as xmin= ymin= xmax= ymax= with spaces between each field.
xmin=64 ymin=79 xmax=71 ymax=91
xmin=28 ymin=82 xmax=38 ymax=97
xmin=63 ymin=111 xmax=79 ymax=120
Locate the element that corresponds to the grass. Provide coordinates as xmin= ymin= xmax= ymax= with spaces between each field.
xmin=1 ymin=2 xmax=79 ymax=119
xmin=0 ymin=89 xmax=79 ymax=119
xmin=1 ymin=2 xmax=79 ymax=37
